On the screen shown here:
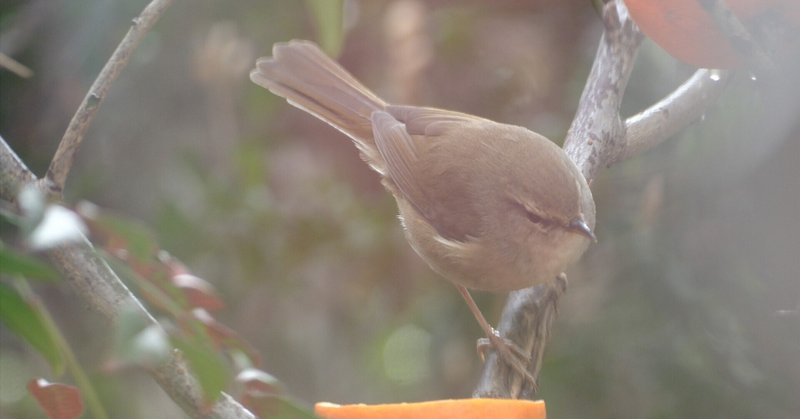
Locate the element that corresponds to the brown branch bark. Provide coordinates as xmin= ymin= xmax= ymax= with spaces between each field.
xmin=475 ymin=0 xmax=732 ymax=398
xmin=0 ymin=134 xmax=37 ymax=199
xmin=562 ymin=0 xmax=643 ymax=183
xmin=1 ymin=137 xmax=255 ymax=419
xmin=0 ymin=0 xmax=256 ymax=415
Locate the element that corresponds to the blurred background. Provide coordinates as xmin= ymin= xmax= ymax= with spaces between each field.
xmin=1 ymin=0 xmax=799 ymax=417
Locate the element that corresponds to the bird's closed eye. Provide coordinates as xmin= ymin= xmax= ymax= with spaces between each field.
xmin=524 ymin=208 xmax=545 ymax=225
xmin=510 ymin=200 xmax=548 ymax=226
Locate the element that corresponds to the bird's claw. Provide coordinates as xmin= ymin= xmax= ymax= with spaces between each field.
xmin=476 ymin=329 xmax=538 ymax=391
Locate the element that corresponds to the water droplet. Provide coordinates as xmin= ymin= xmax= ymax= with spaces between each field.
xmin=749 ymin=74 xmax=758 ymax=81
xmin=709 ymin=70 xmax=721 ymax=81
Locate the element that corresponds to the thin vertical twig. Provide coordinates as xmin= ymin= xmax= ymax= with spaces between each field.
xmin=45 ymin=0 xmax=175 ymax=194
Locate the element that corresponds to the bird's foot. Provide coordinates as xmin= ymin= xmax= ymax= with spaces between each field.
xmin=477 ymin=327 xmax=538 ymax=391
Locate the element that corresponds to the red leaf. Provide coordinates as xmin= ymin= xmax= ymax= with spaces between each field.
xmin=236 ymin=368 xmax=285 ymax=399
xmin=187 ymin=308 xmax=235 ymax=346
xmin=27 ymin=378 xmax=84 ymax=419
xmin=172 ymin=274 xmax=224 ymax=311
xmin=160 ymin=251 xmax=190 ymax=276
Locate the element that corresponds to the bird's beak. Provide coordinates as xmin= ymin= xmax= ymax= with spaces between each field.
xmin=568 ymin=217 xmax=597 ymax=243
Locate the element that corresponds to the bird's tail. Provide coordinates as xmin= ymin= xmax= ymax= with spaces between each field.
xmin=250 ymin=40 xmax=387 ymax=168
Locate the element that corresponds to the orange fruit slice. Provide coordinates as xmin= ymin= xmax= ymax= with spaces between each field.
xmin=315 ymin=399 xmax=546 ymax=419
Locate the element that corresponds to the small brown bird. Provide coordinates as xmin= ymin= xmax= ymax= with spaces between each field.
xmin=251 ymin=40 xmax=596 ymax=382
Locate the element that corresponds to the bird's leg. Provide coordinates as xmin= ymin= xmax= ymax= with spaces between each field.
xmin=456 ymin=285 xmax=537 ymax=388
xmin=552 ymin=273 xmax=568 ymax=316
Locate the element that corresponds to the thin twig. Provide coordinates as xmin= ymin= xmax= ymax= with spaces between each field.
xmin=619 ymin=69 xmax=731 ymax=163
xmin=45 ymin=0 xmax=175 ymax=194
xmin=0 ymin=52 xmax=33 ymax=78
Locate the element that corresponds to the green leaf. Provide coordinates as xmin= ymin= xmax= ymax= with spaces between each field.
xmin=112 ymin=303 xmax=170 ymax=368
xmin=0 ymin=247 xmax=58 ymax=281
xmin=0 ymin=283 xmax=65 ymax=374
xmin=172 ymin=333 xmax=230 ymax=406
xmin=304 ymin=0 xmax=344 ymax=56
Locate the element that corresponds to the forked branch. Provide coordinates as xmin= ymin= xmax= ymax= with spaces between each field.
xmin=475 ymin=0 xmax=731 ymax=398
xmin=0 ymin=0 xmax=256 ymax=416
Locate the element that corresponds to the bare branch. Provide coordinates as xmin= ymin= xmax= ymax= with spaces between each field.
xmin=1 ymin=137 xmax=255 ymax=418
xmin=562 ymin=0 xmax=642 ymax=183
xmin=46 ymin=0 xmax=175 ymax=194
xmin=476 ymin=0 xmax=733 ymax=398
xmin=476 ymin=1 xmax=642 ymax=397
xmin=618 ymin=69 xmax=731 ymax=164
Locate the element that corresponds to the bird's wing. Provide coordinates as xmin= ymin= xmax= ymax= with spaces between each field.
xmin=372 ymin=107 xmax=488 ymax=241
xmin=371 ymin=110 xmax=429 ymax=217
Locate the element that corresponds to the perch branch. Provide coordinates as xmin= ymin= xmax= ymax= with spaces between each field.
xmin=45 ymin=0 xmax=175 ymax=194
xmin=475 ymin=1 xmax=641 ymax=397
xmin=475 ymin=0 xmax=732 ymax=398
